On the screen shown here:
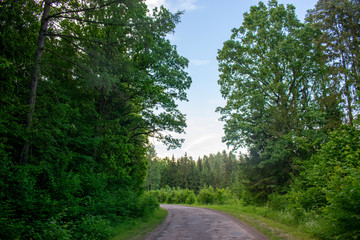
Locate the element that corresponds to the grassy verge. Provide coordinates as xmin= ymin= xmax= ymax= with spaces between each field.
xmin=110 ymin=207 xmax=167 ymax=240
xmin=193 ymin=204 xmax=319 ymax=240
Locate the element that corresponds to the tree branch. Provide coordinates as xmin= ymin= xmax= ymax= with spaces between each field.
xmin=51 ymin=15 xmax=124 ymax=26
xmin=45 ymin=32 xmax=107 ymax=45
xmin=47 ymin=0 xmax=123 ymax=19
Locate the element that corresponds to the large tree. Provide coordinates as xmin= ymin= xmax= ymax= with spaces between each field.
xmin=217 ymin=0 xmax=340 ymax=200
xmin=0 ymin=0 xmax=191 ymax=238
xmin=307 ymin=0 xmax=360 ymax=126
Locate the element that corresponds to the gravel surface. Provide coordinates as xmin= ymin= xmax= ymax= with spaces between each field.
xmin=145 ymin=204 xmax=269 ymax=240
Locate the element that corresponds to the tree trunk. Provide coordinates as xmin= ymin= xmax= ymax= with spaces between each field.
xmin=22 ymin=0 xmax=52 ymax=164
xmin=341 ymin=52 xmax=354 ymax=127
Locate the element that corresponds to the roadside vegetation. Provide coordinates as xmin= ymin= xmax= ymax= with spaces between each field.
xmin=144 ymin=0 xmax=360 ymax=239
xmin=146 ymin=124 xmax=360 ymax=239
xmin=0 ymin=0 xmax=189 ymax=239
xmin=1 ymin=0 xmax=359 ymax=239
xmin=110 ymin=208 xmax=167 ymax=240
xmin=148 ymin=187 xmax=318 ymax=239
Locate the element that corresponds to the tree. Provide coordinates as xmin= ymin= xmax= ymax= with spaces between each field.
xmin=144 ymin=146 xmax=163 ymax=190
xmin=217 ymin=0 xmax=339 ymax=200
xmin=307 ymin=0 xmax=360 ymax=126
xmin=0 ymin=0 xmax=41 ymax=163
xmin=0 ymin=0 xmax=191 ymax=238
xmin=283 ymin=125 xmax=360 ymax=239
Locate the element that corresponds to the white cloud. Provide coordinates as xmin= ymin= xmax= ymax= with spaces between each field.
xmin=190 ymin=59 xmax=211 ymax=66
xmin=145 ymin=0 xmax=199 ymax=12
xmin=153 ymin=115 xmax=229 ymax=159
xmin=177 ymin=0 xmax=198 ymax=12
xmin=145 ymin=0 xmax=167 ymax=10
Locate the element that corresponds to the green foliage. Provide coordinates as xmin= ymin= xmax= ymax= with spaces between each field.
xmin=73 ymin=215 xmax=112 ymax=240
xmin=150 ymin=186 xmax=239 ymax=205
xmin=269 ymin=125 xmax=360 ymax=239
xmin=185 ymin=191 xmax=197 ymax=205
xmin=216 ymin=0 xmax=342 ymax=203
xmin=197 ymin=186 xmax=216 ymax=204
xmin=137 ymin=192 xmax=160 ymax=217
xmin=144 ymin=147 xmax=163 ymax=191
xmin=155 ymin=187 xmax=197 ymax=204
xmin=155 ymin=151 xmax=240 ymax=191
xmin=215 ymin=188 xmax=239 ymax=205
xmin=307 ymin=0 xmax=360 ymax=125
xmin=110 ymin=208 xmax=167 ymax=240
xmin=0 ymin=0 xmax=190 ymax=238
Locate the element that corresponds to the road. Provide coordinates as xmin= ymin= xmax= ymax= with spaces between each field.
xmin=145 ymin=204 xmax=269 ymax=240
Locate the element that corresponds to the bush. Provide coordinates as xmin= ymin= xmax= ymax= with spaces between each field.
xmin=321 ymin=167 xmax=360 ymax=239
xmin=150 ymin=187 xmax=240 ymax=205
xmin=137 ymin=192 xmax=159 ymax=216
xmin=166 ymin=190 xmax=176 ymax=203
xmin=197 ymin=186 xmax=216 ymax=204
xmin=155 ymin=189 xmax=168 ymax=203
xmin=267 ymin=193 xmax=288 ymax=211
xmin=185 ymin=192 xmax=196 ymax=204
xmin=279 ymin=125 xmax=360 ymax=239
xmin=215 ymin=188 xmax=238 ymax=205
xmin=72 ymin=215 xmax=112 ymax=240
xmin=174 ymin=188 xmax=189 ymax=203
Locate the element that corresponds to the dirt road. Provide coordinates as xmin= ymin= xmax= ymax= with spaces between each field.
xmin=145 ymin=204 xmax=269 ymax=240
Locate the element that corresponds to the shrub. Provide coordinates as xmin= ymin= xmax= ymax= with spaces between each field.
xmin=156 ymin=189 xmax=168 ymax=203
xmin=137 ymin=192 xmax=159 ymax=216
xmin=267 ymin=193 xmax=288 ymax=211
xmin=166 ymin=190 xmax=176 ymax=203
xmin=197 ymin=186 xmax=216 ymax=204
xmin=72 ymin=215 xmax=112 ymax=240
xmin=185 ymin=191 xmax=196 ymax=204
xmin=174 ymin=188 xmax=194 ymax=204
xmin=280 ymin=125 xmax=360 ymax=239
xmin=215 ymin=188 xmax=238 ymax=204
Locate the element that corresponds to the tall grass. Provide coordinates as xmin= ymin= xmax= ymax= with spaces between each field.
xmin=197 ymin=205 xmax=320 ymax=240
xmin=110 ymin=208 xmax=167 ymax=240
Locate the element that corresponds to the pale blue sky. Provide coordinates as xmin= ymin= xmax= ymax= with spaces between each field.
xmin=146 ymin=0 xmax=319 ymax=159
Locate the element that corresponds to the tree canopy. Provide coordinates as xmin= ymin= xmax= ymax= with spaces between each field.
xmin=217 ymin=0 xmax=342 ymax=198
xmin=0 ymin=0 xmax=191 ymax=238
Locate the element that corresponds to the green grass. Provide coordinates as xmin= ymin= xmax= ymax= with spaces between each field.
xmin=109 ymin=203 xmax=320 ymax=240
xmin=193 ymin=204 xmax=319 ymax=240
xmin=110 ymin=208 xmax=167 ymax=240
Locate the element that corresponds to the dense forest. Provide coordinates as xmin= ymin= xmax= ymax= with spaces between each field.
xmin=1 ymin=0 xmax=359 ymax=239
xmin=146 ymin=0 xmax=360 ymax=239
xmin=0 ymin=0 xmax=191 ymax=239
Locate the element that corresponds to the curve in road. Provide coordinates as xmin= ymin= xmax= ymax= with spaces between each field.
xmin=145 ymin=204 xmax=269 ymax=240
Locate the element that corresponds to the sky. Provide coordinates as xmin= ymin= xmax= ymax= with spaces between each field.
xmin=146 ymin=0 xmax=319 ymax=159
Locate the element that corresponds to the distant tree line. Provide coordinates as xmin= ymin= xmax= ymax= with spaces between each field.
xmin=145 ymin=149 xmax=243 ymax=194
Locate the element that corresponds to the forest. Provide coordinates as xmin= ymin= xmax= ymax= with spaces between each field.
xmin=0 ymin=0 xmax=359 ymax=239
xmin=146 ymin=0 xmax=360 ymax=239
xmin=1 ymin=0 xmax=190 ymax=239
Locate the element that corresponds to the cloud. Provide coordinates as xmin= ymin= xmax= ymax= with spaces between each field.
xmin=177 ymin=0 xmax=198 ymax=12
xmin=152 ymin=115 xmax=228 ymax=159
xmin=145 ymin=0 xmax=199 ymax=12
xmin=190 ymin=59 xmax=211 ymax=66
xmin=145 ymin=0 xmax=166 ymax=10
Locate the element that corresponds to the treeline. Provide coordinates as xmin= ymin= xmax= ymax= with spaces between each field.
xmin=0 ymin=0 xmax=190 ymax=239
xmin=145 ymin=150 xmax=243 ymax=193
